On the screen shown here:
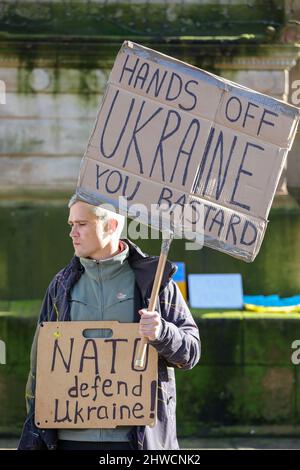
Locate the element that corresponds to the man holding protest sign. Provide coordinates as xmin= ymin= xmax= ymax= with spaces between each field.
xmin=18 ymin=194 xmax=201 ymax=450
xmin=18 ymin=39 xmax=299 ymax=452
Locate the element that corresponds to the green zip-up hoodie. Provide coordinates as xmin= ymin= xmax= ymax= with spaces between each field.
xmin=58 ymin=241 xmax=135 ymax=442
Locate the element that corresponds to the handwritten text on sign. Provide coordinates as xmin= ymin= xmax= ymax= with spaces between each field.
xmin=35 ymin=322 xmax=158 ymax=428
xmin=78 ymin=42 xmax=300 ymax=261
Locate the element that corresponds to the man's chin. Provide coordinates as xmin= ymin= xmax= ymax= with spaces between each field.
xmin=74 ymin=248 xmax=93 ymax=259
xmin=74 ymin=247 xmax=84 ymax=257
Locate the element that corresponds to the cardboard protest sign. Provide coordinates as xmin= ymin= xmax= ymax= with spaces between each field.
xmin=35 ymin=321 xmax=158 ymax=428
xmin=77 ymin=41 xmax=300 ymax=262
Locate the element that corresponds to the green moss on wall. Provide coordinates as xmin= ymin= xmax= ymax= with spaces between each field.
xmin=0 ymin=315 xmax=36 ymax=434
xmin=0 ymin=1 xmax=285 ymax=39
xmin=1 ymin=308 xmax=300 ymax=436
xmin=1 ymin=203 xmax=300 ymax=300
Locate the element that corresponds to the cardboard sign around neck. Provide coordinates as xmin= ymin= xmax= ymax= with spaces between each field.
xmin=35 ymin=321 xmax=158 ymax=428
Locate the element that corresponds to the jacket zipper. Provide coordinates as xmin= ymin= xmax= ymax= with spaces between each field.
xmin=97 ymin=260 xmax=103 ymax=442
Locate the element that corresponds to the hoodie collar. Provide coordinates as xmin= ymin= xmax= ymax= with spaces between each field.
xmin=124 ymin=239 xmax=177 ymax=297
xmin=70 ymin=238 xmax=177 ymax=298
xmin=79 ymin=241 xmax=129 ymax=282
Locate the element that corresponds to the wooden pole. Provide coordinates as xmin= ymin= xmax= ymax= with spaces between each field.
xmin=134 ymin=234 xmax=173 ymax=369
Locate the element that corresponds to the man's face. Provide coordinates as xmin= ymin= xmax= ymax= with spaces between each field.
xmin=68 ymin=201 xmax=108 ymax=259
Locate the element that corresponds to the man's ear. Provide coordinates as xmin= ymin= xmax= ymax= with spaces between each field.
xmin=107 ymin=218 xmax=118 ymax=234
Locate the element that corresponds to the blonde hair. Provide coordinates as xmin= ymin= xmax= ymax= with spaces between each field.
xmin=68 ymin=194 xmax=125 ymax=238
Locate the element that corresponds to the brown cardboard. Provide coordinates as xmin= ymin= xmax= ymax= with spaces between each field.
xmin=77 ymin=41 xmax=300 ymax=262
xmin=109 ymin=47 xmax=224 ymax=123
xmin=78 ymin=158 xmax=266 ymax=261
xmin=35 ymin=321 xmax=158 ymax=428
xmin=216 ymin=85 xmax=298 ymax=149
xmin=182 ymin=195 xmax=267 ymax=261
xmin=191 ymin=123 xmax=287 ymax=219
xmin=109 ymin=43 xmax=298 ymax=148
xmin=86 ymin=84 xmax=212 ymax=194
xmin=78 ymin=157 xmax=185 ymax=230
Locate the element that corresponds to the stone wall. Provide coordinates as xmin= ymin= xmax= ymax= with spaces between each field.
xmin=1 ymin=0 xmax=300 ymax=441
xmin=288 ymin=58 xmax=300 ymax=201
xmin=1 ymin=308 xmax=300 ymax=437
xmin=177 ymin=311 xmax=300 ymax=436
xmin=0 ymin=0 xmax=299 ymax=199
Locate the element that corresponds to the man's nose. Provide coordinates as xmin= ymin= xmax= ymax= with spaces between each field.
xmin=70 ymin=226 xmax=79 ymax=237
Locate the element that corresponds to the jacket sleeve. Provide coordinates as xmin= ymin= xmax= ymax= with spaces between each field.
xmin=148 ymin=280 xmax=201 ymax=370
xmin=18 ymin=287 xmax=54 ymax=450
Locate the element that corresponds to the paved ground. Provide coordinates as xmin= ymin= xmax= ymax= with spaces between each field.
xmin=179 ymin=437 xmax=300 ymax=450
xmin=1 ymin=437 xmax=300 ymax=450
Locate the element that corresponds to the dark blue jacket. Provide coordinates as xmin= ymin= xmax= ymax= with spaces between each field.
xmin=18 ymin=239 xmax=200 ymax=450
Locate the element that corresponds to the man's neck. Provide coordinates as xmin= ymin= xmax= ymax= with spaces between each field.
xmin=88 ymin=240 xmax=123 ymax=261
